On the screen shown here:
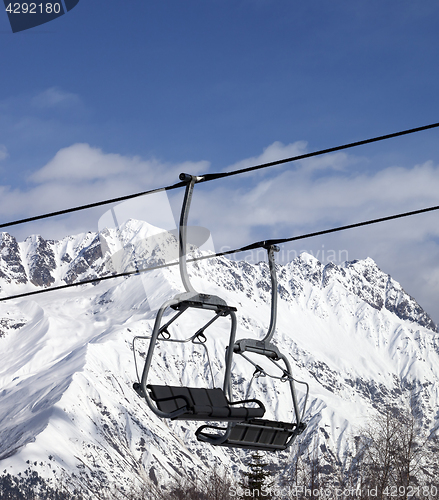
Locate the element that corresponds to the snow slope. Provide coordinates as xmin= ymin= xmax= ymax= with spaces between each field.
xmin=0 ymin=222 xmax=438 ymax=495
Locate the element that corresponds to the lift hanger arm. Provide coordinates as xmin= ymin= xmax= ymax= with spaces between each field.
xmin=178 ymin=173 xmax=204 ymax=294
xmin=262 ymin=244 xmax=280 ymax=343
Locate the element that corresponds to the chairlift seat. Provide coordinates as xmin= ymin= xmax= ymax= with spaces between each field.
xmin=196 ymin=418 xmax=307 ymax=452
xmin=147 ymin=385 xmax=265 ymax=421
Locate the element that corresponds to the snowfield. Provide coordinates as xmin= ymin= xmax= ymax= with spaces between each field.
xmin=0 ymin=221 xmax=438 ymax=494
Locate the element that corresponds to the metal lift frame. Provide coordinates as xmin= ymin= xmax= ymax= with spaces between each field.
xmin=195 ymin=245 xmax=308 ymax=451
xmin=133 ymin=174 xmax=265 ymax=421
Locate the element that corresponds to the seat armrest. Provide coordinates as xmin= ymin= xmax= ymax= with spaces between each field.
xmin=228 ymin=398 xmax=265 ymax=412
xmin=147 ymin=388 xmax=193 ymax=416
xmin=152 ymin=394 xmax=191 ymax=407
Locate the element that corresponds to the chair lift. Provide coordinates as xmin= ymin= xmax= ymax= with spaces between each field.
xmin=133 ymin=173 xmax=265 ymax=421
xmin=195 ymin=245 xmax=309 ymax=452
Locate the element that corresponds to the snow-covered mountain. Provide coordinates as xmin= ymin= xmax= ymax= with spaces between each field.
xmin=0 ymin=220 xmax=438 ymax=496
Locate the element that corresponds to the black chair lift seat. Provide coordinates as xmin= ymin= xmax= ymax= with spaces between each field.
xmin=145 ymin=385 xmax=265 ymax=421
xmin=196 ymin=418 xmax=307 ymax=452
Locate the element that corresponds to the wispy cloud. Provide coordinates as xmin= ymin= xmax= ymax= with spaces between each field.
xmin=225 ymin=140 xmax=355 ymax=176
xmin=3 ymin=140 xmax=437 ymax=248
xmin=31 ymin=87 xmax=82 ymax=109
xmin=30 ymin=142 xmax=210 ymax=185
xmin=0 ymin=143 xmax=209 ymax=239
xmin=0 ymin=145 xmax=8 ymax=162
xmin=190 ymin=145 xmax=439 ymax=245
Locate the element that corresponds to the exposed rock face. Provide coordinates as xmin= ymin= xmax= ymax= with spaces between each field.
xmin=0 ymin=233 xmax=27 ymax=286
xmin=281 ymin=254 xmax=437 ymax=332
xmin=0 ymin=231 xmax=109 ymax=292
xmin=26 ymin=235 xmax=56 ymax=287
xmin=64 ymin=235 xmax=103 ymax=284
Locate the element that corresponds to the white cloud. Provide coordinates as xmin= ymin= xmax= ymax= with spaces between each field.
xmin=4 ymin=140 xmax=438 ymax=251
xmin=30 ymin=143 xmax=209 ymax=184
xmin=31 ymin=87 xmax=82 ymax=109
xmin=225 ymin=141 xmax=308 ymax=174
xmin=225 ymin=140 xmax=356 ymax=177
xmin=0 ymin=145 xmax=8 ymax=161
xmin=31 ymin=143 xmax=139 ymax=182
xmin=0 ymin=143 xmax=209 ymax=240
xmin=190 ymin=157 xmax=439 ymax=244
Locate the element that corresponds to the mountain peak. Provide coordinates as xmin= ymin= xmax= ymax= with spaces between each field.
xmin=297 ymin=251 xmax=322 ymax=264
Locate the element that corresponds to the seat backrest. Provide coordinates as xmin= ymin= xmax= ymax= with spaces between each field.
xmin=148 ymin=385 xmax=229 ymax=413
xmin=189 ymin=387 xmax=229 ymax=407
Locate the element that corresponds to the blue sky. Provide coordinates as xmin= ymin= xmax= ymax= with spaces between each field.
xmin=1 ymin=0 xmax=439 ymax=323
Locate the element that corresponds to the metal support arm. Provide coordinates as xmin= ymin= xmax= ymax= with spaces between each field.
xmin=263 ymin=244 xmax=280 ymax=343
xmin=178 ymin=173 xmax=204 ymax=294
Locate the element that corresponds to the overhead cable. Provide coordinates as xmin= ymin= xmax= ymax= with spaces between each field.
xmin=200 ymin=121 xmax=439 ymax=182
xmin=1 ymin=121 xmax=439 ymax=230
xmin=224 ymin=203 xmax=439 ymax=253
xmin=0 ymin=181 xmax=187 ymax=231
xmin=1 ymin=202 xmax=438 ymax=303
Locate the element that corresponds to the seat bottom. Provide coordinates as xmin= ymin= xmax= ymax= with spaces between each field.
xmin=145 ymin=385 xmax=265 ymax=421
xmin=196 ymin=419 xmax=306 ymax=451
